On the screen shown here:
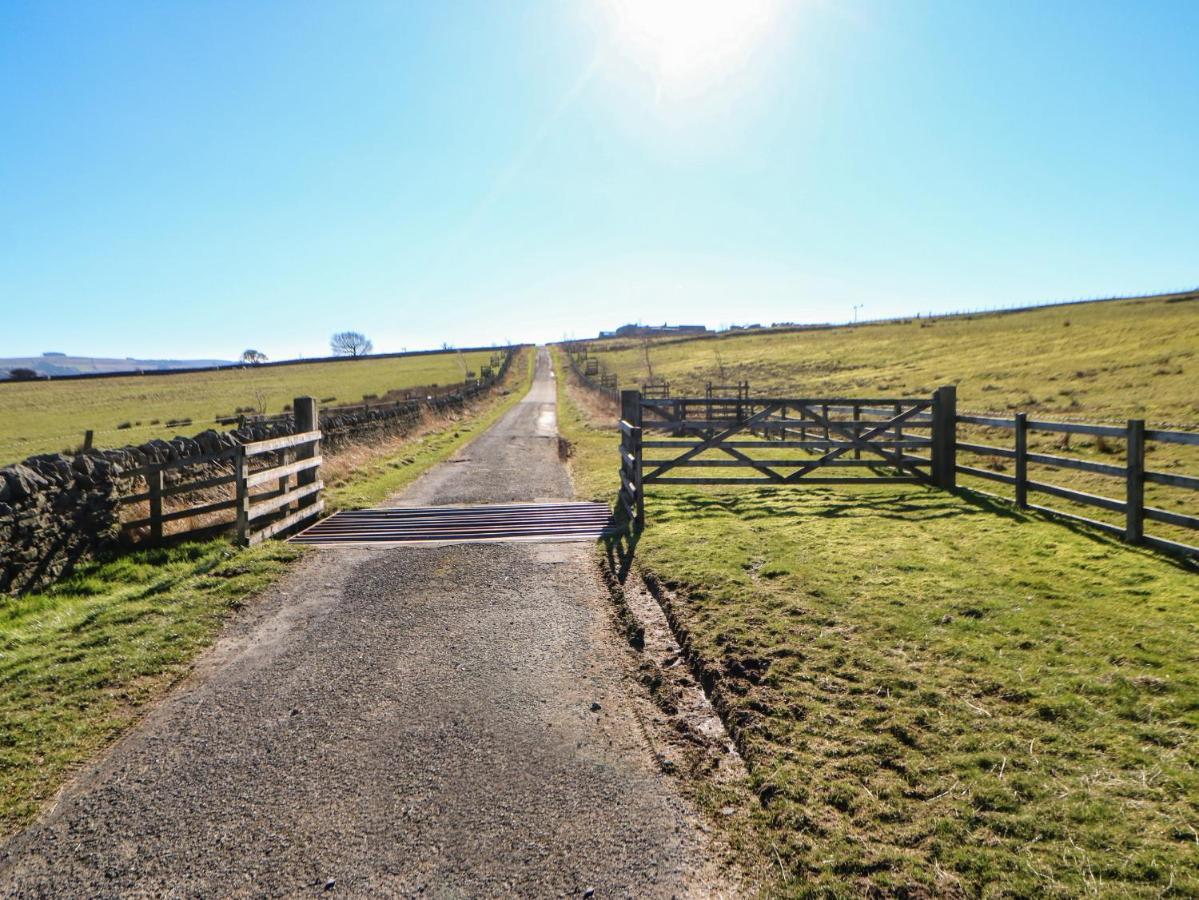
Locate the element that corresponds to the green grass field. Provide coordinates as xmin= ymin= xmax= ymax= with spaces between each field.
xmin=0 ymin=348 xmax=500 ymax=465
xmin=585 ymin=293 xmax=1198 ymax=423
xmin=581 ymin=293 xmax=1199 ymax=550
xmin=554 ymin=348 xmax=1199 ymax=898
xmin=0 ymin=351 xmax=533 ymax=838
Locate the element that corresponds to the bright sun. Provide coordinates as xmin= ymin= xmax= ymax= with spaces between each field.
xmin=603 ymin=0 xmax=781 ymax=94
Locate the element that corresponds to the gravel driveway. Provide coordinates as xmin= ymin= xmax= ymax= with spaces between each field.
xmin=0 ymin=349 xmax=732 ymax=898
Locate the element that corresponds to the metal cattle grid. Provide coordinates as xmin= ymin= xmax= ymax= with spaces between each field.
xmin=288 ymin=502 xmax=619 ymax=546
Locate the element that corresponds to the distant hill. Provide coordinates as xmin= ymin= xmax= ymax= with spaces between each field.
xmin=0 ymin=355 xmax=234 ymax=379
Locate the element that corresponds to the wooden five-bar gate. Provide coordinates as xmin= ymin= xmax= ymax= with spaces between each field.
xmin=617 ymin=385 xmax=1198 ymax=558
xmin=618 ymin=387 xmax=957 ymax=528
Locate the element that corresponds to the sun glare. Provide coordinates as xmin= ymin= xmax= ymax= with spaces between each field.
xmin=603 ymin=0 xmax=781 ymax=95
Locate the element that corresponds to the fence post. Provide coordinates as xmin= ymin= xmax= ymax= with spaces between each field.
xmin=294 ymin=396 xmax=319 ymax=512
xmin=853 ymin=403 xmax=861 ymax=459
xmin=621 ymin=389 xmax=644 ymax=527
xmin=83 ymin=429 xmax=94 ymax=451
xmin=235 ymin=444 xmax=249 ymax=546
xmin=932 ymin=385 xmax=957 ymax=489
xmin=1014 ymin=412 xmax=1028 ymax=508
xmin=147 ymin=466 xmax=164 ymax=544
xmin=1125 ymin=419 xmax=1145 ymax=544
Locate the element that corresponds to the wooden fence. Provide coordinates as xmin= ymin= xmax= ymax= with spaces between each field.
xmin=119 ymin=397 xmax=324 ymax=547
xmin=616 ymin=386 xmax=1198 ymax=559
xmin=564 ymin=345 xmax=620 ymax=402
xmin=954 ymin=413 xmax=1198 ymax=557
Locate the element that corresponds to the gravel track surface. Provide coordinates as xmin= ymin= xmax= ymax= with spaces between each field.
xmin=0 ymin=349 xmax=731 ymax=898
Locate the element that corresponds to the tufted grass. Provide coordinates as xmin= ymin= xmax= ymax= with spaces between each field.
xmin=0 ymin=540 xmax=299 ymax=835
xmin=554 ymin=346 xmax=1199 ymax=897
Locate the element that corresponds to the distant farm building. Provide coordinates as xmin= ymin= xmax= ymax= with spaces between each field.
xmin=598 ymin=323 xmax=709 ymax=339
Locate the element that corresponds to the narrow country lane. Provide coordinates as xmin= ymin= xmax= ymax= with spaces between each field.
xmin=0 ymin=349 xmax=732 ymax=898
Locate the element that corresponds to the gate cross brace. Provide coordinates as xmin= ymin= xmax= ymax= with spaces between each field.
xmin=784 ymin=402 xmax=934 ymax=483
xmin=643 ymin=402 xmax=784 ymax=480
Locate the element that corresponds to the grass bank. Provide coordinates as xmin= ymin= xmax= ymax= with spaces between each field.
xmin=0 ymin=347 xmax=499 ymax=464
xmin=553 ymin=348 xmax=1199 ymax=897
xmin=0 ymin=349 xmax=533 ymax=838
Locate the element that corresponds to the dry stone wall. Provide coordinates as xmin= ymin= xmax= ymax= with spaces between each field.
xmin=1 ymin=348 xmax=520 ymax=594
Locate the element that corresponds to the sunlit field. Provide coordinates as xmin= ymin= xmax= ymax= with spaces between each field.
xmin=0 ymin=349 xmax=497 ymax=464
xmin=554 ymin=347 xmax=1199 ymax=897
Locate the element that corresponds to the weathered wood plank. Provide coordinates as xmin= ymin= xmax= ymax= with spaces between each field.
xmin=956 ymin=464 xmax=1017 ymax=485
xmin=247 ymin=480 xmax=324 ymax=521
xmin=1143 ymin=505 xmax=1199 ymax=530
xmin=1145 ymin=428 xmax=1199 ymax=446
xmin=1025 ymin=452 xmax=1125 ymax=477
xmin=243 ymin=430 xmax=322 ymax=456
xmin=248 ymin=500 xmax=324 ymax=545
xmin=957 ymin=414 xmax=1015 ymax=428
xmin=1141 ymin=533 xmax=1199 ymax=557
xmin=243 ymin=455 xmax=323 ymax=489
xmin=1025 ymin=419 xmax=1127 ymax=438
xmin=1145 ymin=470 xmax=1199 ymax=491
xmin=958 ymin=441 xmax=1017 ymax=459
xmin=1027 ymin=479 xmax=1125 ymax=513
xmin=647 ymin=476 xmax=925 ymax=485
xmin=643 ymin=458 xmax=930 ymax=468
xmin=640 ymin=439 xmax=932 ymax=449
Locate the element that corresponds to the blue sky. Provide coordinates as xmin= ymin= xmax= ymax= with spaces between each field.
xmin=2 ymin=1 xmax=1197 ymax=360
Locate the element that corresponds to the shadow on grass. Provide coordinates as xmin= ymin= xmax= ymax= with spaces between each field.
xmin=601 ymin=511 xmax=642 ymax=585
xmin=601 ymin=482 xmax=1196 ymax=574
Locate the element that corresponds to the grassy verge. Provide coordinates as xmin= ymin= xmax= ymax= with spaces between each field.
xmin=553 ymin=348 xmax=1199 ymax=897
xmin=0 ymin=349 xmax=533 ymax=838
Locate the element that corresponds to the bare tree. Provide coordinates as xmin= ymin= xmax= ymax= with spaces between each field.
xmin=241 ymin=349 xmax=267 ymax=364
xmin=330 ymin=331 xmax=373 ymax=357
xmin=641 ymin=337 xmax=655 ymax=381
xmin=712 ymin=346 xmax=728 ymax=381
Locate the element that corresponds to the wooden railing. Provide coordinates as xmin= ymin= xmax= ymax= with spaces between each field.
xmin=616 ymin=385 xmax=1197 ymax=559
xmin=235 ymin=424 xmax=323 ymax=546
xmin=955 ymin=414 xmax=1198 ymax=557
xmin=118 ymin=397 xmax=324 ymax=547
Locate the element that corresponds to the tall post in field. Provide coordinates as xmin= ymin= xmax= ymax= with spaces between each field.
xmin=294 ymin=396 xmax=319 ymax=512
xmin=932 ymin=385 xmax=958 ymax=490
xmin=1125 ymin=419 xmax=1145 ymax=544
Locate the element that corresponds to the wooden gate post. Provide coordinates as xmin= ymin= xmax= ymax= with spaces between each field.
xmin=294 ymin=396 xmax=319 ymax=511
xmin=621 ymin=389 xmax=644 ymax=527
xmin=932 ymin=385 xmax=958 ymax=490
xmin=1125 ymin=419 xmax=1145 ymax=543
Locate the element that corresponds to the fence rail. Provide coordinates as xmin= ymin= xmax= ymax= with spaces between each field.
xmin=118 ymin=398 xmax=325 ymax=546
xmin=954 ymin=413 xmax=1198 ymax=557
